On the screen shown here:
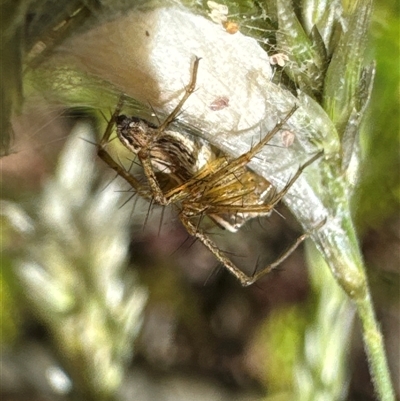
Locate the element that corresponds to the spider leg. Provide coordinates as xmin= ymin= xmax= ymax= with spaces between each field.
xmin=154 ymin=56 xmax=201 ymax=139
xmin=246 ymin=218 xmax=326 ymax=284
xmin=99 ymin=95 xmax=124 ymax=146
xmin=206 ymin=106 xmax=299 ymax=184
xmin=137 ymin=56 xmax=202 ymax=205
xmin=181 ymin=212 xmax=320 ymax=287
xmin=203 ymin=151 xmax=324 ymax=216
xmin=248 ymin=232 xmax=309 ymax=285
xmin=138 ymin=156 xmax=169 ymax=204
xmin=268 ymin=150 xmax=323 ymax=206
xmin=180 ymin=213 xmax=253 ymax=286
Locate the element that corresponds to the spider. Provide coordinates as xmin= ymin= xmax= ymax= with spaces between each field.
xmin=97 ymin=57 xmax=323 ymax=286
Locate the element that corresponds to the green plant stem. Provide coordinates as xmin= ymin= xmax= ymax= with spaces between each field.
xmin=356 ymin=293 xmax=395 ymax=401
xmin=313 ymin=207 xmax=394 ymax=400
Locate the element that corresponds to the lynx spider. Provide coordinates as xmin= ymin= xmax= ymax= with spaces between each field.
xmin=97 ymin=57 xmax=322 ymax=286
